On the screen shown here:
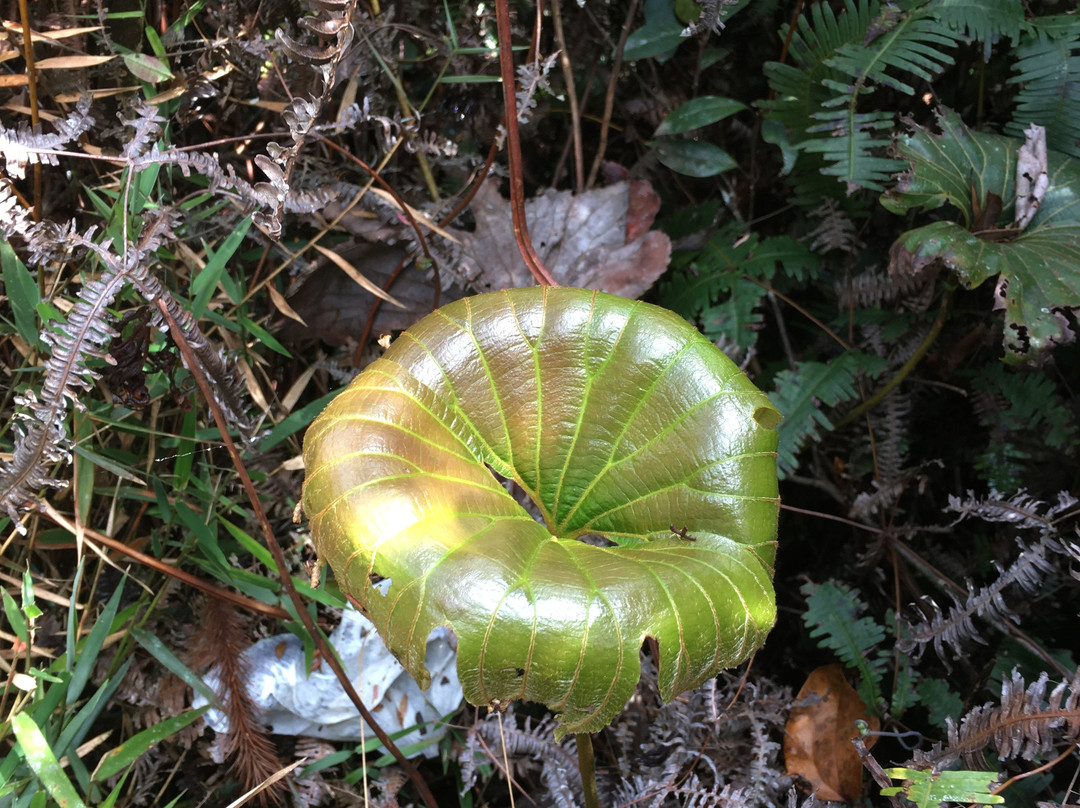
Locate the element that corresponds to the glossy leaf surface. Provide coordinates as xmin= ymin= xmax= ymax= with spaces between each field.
xmin=303 ymin=288 xmax=780 ymax=735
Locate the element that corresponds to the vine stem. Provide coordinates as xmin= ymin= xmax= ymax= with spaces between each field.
xmin=834 ymin=283 xmax=955 ymax=430
xmin=494 ymin=0 xmax=557 ymax=287
xmin=576 ymin=732 xmax=601 ymax=808
xmin=585 ymin=0 xmax=640 ymax=189
xmin=155 ymin=299 xmax=441 ymax=808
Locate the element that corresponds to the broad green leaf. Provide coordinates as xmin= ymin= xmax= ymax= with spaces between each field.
xmin=123 ymin=53 xmax=173 ymax=84
xmin=653 ymin=140 xmax=737 ymax=177
xmin=883 ymin=108 xmax=1080 ymax=363
xmin=655 ymin=96 xmax=746 ymax=136
xmin=625 ymin=16 xmax=686 ymax=61
xmin=303 ymin=288 xmax=780 ymax=737
xmin=882 ymin=767 xmax=1004 ymax=806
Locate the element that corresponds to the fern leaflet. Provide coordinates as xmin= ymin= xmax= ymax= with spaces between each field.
xmin=929 ymin=0 xmax=1028 ymax=60
xmin=769 ymin=350 xmax=886 ymax=477
xmin=801 ymin=581 xmax=889 ymax=712
xmin=1006 ymin=16 xmax=1080 ymax=159
xmin=916 ymin=669 xmax=1080 ymax=770
xmin=882 ymin=768 xmax=1004 ymax=806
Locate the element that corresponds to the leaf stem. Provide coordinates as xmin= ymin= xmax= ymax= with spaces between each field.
xmin=576 ymin=732 xmax=602 ymax=808
xmin=495 ymin=0 xmax=557 ymax=286
xmin=834 ymin=283 xmax=955 ymax=430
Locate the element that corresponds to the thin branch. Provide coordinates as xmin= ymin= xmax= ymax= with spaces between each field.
xmin=551 ymin=0 xmax=583 ymax=192
xmin=39 ymin=503 xmax=290 ymax=620
xmin=585 ymin=0 xmax=641 ymax=189
xmin=835 ymin=284 xmax=954 ymax=429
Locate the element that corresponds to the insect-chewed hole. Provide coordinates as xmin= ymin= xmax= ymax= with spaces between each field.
xmin=576 ymin=533 xmax=618 ymax=547
xmin=369 ymin=573 xmax=393 ymax=595
xmin=485 ymin=463 xmax=546 ymax=524
xmin=753 ymin=405 xmax=782 ymax=429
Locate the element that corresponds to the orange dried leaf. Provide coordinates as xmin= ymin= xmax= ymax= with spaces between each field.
xmin=783 ymin=664 xmax=879 ymax=803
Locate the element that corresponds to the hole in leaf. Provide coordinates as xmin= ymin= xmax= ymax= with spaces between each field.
xmin=369 ymin=574 xmax=392 ymax=595
xmin=485 ymin=462 xmax=546 ymax=524
xmin=753 ymin=405 xmax=782 ymax=429
xmin=1006 ymin=322 xmax=1030 ymax=355
xmin=576 ymin=533 xmax=618 ymax=547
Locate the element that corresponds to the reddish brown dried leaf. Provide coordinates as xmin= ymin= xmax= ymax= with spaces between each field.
xmin=783 ymin=664 xmax=879 ymax=803
xmin=457 ymin=178 xmax=671 ymax=298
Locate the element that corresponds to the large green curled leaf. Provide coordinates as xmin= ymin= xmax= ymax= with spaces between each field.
xmin=302 ymin=287 xmax=780 ymax=736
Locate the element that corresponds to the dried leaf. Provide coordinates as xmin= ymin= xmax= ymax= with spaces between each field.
xmin=277 ymin=243 xmax=454 ymax=347
xmin=457 ymin=178 xmax=671 ymax=298
xmin=1014 ymin=123 xmax=1049 ymax=229
xmin=783 ymin=664 xmax=879 ymax=803
xmin=312 ymin=243 xmax=406 ymax=308
xmin=268 ymin=284 xmax=307 ymax=326
xmin=35 ymin=54 xmax=114 ymax=69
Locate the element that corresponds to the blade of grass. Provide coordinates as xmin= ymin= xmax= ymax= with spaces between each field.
xmin=67 ymin=581 xmax=125 ymax=706
xmin=11 ymin=712 xmax=87 ymax=808
xmin=91 ymin=707 xmax=210 ymax=782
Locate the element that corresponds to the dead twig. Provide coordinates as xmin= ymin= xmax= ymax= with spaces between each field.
xmin=585 ymin=0 xmax=642 ymax=189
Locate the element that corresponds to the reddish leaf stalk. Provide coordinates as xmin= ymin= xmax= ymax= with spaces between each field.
xmin=495 ymin=0 xmax=557 ymax=287
xmin=155 ymin=299 xmax=441 ymax=808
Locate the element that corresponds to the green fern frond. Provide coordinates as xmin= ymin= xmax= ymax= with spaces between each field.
xmin=804 ymin=108 xmax=907 ymax=192
xmin=929 ymin=0 xmax=1028 ymax=60
xmin=1006 ymin=16 xmax=1080 ymax=158
xmin=971 ymin=364 xmax=1079 ymax=450
xmin=825 ymin=6 xmax=958 ymax=96
xmin=802 ymin=581 xmax=888 ymax=712
xmin=763 ymin=0 xmax=873 ymax=143
xmin=769 ymin=350 xmax=885 ymax=477
xmin=659 ymin=225 xmax=817 ymax=352
xmin=765 ymin=0 xmax=962 ymax=194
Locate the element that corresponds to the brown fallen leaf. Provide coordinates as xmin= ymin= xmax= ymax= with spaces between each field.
xmin=277 ymin=242 xmax=463 ymax=347
xmin=456 ymin=177 xmax=671 ymax=298
xmin=783 ymin=664 xmax=879 ymax=803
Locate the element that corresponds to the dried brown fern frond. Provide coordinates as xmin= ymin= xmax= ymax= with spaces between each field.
xmin=837 ymin=265 xmax=933 ymax=311
xmin=254 ymin=0 xmax=361 ymax=237
xmin=0 ymin=96 xmax=94 ymax=179
xmin=0 ymin=237 xmax=123 ymax=531
xmin=946 ymin=489 xmax=1078 ymax=532
xmin=914 ymin=668 xmax=1080 ymax=771
xmin=900 ymin=535 xmax=1059 ymax=664
xmin=808 ymin=197 xmax=864 ymax=255
xmin=0 ymin=211 xmax=256 ymax=529
xmin=190 ymin=596 xmax=287 ymax=806
xmin=458 ymin=704 xmax=566 ymax=796
xmin=899 ymin=490 xmax=1077 ymax=664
